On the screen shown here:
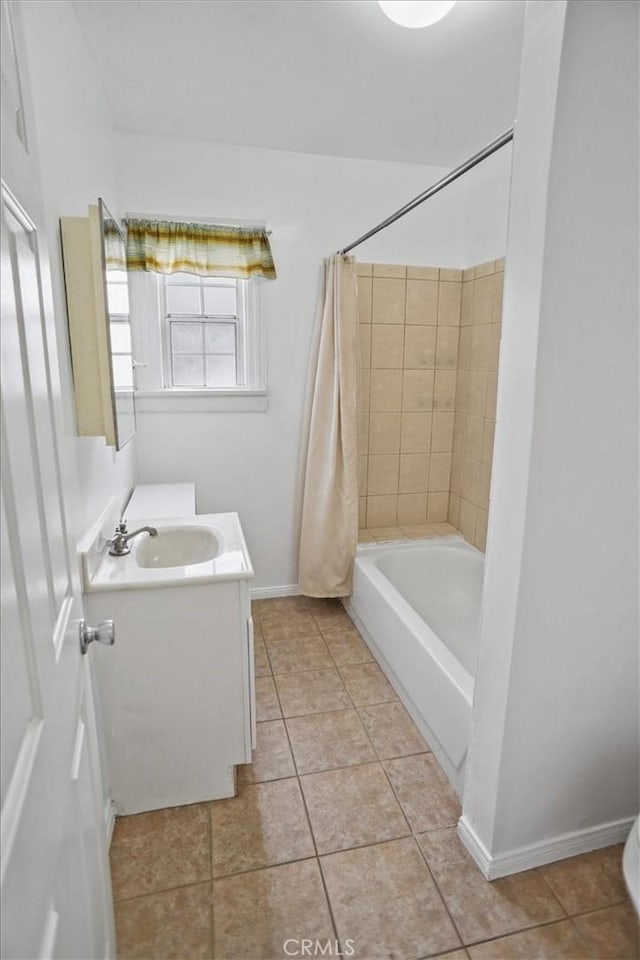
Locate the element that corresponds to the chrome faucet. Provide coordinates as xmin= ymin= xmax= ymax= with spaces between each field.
xmin=107 ymin=520 xmax=158 ymax=556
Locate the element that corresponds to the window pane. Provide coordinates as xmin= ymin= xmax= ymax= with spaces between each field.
xmin=203 ymin=284 xmax=236 ymax=316
xmin=107 ymin=281 xmax=129 ymax=315
xmin=205 ymin=322 xmax=236 ymax=355
xmin=206 ymin=355 xmax=237 ymax=387
xmin=166 ymin=284 xmax=200 ymax=315
xmin=171 ymin=322 xmax=202 ymax=353
xmin=172 ymin=355 xmax=204 ymax=387
xmin=112 ymin=355 xmax=133 ymax=389
xmin=110 ymin=322 xmax=131 ymax=353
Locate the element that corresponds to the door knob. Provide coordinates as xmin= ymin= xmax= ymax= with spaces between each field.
xmin=79 ymin=619 xmax=115 ymax=655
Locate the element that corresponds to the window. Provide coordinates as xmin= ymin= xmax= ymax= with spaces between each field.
xmin=106 ymin=270 xmax=133 ymax=389
xmin=162 ymin=274 xmax=244 ymax=388
xmin=128 ymin=270 xmax=267 ymax=412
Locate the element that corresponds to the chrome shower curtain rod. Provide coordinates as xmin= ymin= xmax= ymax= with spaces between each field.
xmin=338 ymin=127 xmax=514 ymax=256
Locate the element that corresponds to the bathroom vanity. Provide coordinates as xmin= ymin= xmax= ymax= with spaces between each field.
xmin=83 ymin=510 xmax=255 ymax=814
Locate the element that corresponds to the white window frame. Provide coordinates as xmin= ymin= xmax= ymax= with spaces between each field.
xmin=129 ymin=271 xmax=267 ymax=413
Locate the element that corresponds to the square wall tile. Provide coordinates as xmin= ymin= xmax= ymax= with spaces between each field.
xmin=461 ymin=281 xmax=475 ymax=325
xmin=450 ymin=455 xmax=463 ymax=496
xmin=369 ymin=412 xmax=401 ymax=455
xmin=400 ymin=412 xmax=432 ymax=454
xmin=463 ymin=416 xmax=484 ymax=462
xmin=366 ymin=495 xmax=398 ymax=528
xmin=404 ymin=325 xmax=436 ymax=369
xmin=358 ymin=409 xmax=369 ymax=454
xmin=448 ymin=494 xmax=461 ymax=529
xmin=487 ymin=321 xmax=501 ymax=371
xmin=372 ymin=278 xmax=405 ymax=324
xmin=358 ymin=456 xmax=368 ymax=497
xmin=468 ymin=371 xmax=488 ymax=417
xmin=402 ymin=370 xmax=435 ymax=411
xmin=370 ymin=369 xmax=403 ymax=411
xmin=406 ymin=279 xmax=438 ymax=324
xmin=427 ymin=492 xmax=449 ymax=523
xmin=355 ymin=262 xmax=373 ymax=277
xmin=367 ymin=454 xmax=400 ymax=496
xmin=399 ymin=453 xmax=429 ymax=494
xmin=440 ymin=267 xmax=463 ymax=282
xmin=475 ymin=259 xmax=495 ymax=278
xmin=458 ymin=326 xmax=472 ymax=370
xmin=397 ymin=494 xmax=428 ymax=525
xmin=431 ymin=412 xmax=455 ymax=452
xmin=434 ymin=370 xmax=457 ymax=411
xmin=429 ymin=453 xmax=452 ymax=492
xmin=458 ymin=498 xmax=477 ymax=543
xmin=452 ymin=414 xmax=465 ymax=456
xmin=485 ymin=371 xmax=499 ymax=419
xmin=407 ymin=265 xmax=439 ymax=280
xmin=373 ymin=263 xmax=406 ymax=279
xmin=492 ymin=272 xmax=505 ymax=323
xmin=358 ymin=498 xmax=367 ymax=528
xmin=371 ymin=324 xmax=405 ymax=368
xmin=474 ymin=508 xmax=488 ymax=552
xmin=438 ymin=281 xmax=462 ymax=325
xmin=436 ymin=326 xmax=459 ymax=369
xmin=482 ymin=419 xmax=496 ymax=464
xmin=471 ymin=324 xmax=491 ymax=371
xmin=473 ymin=275 xmax=493 ymax=324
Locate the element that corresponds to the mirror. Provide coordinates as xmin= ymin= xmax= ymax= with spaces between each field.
xmin=99 ymin=199 xmax=135 ymax=450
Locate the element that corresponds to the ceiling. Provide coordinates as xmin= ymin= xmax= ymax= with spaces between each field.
xmin=73 ymin=0 xmax=525 ymax=167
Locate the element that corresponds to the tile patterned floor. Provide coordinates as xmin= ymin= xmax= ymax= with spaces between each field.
xmin=111 ymin=596 xmax=639 ymax=960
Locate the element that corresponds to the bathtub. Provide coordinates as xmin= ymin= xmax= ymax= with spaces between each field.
xmin=345 ymin=537 xmax=484 ymax=795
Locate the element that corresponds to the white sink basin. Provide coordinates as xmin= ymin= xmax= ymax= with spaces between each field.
xmin=136 ymin=526 xmax=220 ymax=568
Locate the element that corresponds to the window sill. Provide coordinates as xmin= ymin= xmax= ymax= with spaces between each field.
xmin=135 ymin=389 xmax=268 ymax=413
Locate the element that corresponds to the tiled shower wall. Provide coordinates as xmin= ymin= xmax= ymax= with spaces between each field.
xmin=356 ymin=259 xmax=504 ymax=552
xmin=356 ymin=262 xmax=462 ymax=530
xmin=449 ymin=259 xmax=504 ymax=551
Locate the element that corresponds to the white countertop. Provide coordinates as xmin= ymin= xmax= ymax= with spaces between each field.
xmin=84 ymin=512 xmax=254 ymax=592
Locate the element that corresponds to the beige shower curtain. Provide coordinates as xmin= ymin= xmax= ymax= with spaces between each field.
xmin=298 ymin=255 xmax=359 ymax=597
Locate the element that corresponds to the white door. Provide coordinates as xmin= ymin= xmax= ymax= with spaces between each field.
xmin=0 ymin=3 xmax=115 ymax=958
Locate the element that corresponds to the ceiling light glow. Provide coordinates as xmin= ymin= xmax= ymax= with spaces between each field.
xmin=377 ymin=1 xmax=457 ymax=29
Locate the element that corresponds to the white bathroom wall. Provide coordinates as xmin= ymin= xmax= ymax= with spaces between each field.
xmin=19 ymin=0 xmax=136 ymax=543
xmin=462 ymin=0 xmax=639 ymax=874
xmin=117 ymin=133 xmax=508 ymax=588
xmin=461 ymin=143 xmax=513 ymax=268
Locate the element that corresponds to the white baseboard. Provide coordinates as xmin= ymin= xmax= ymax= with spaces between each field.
xmin=458 ymin=813 xmax=636 ymax=879
xmin=250 ymin=584 xmax=300 ymax=599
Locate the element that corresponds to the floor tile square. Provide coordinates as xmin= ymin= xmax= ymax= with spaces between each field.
xmin=384 ymin=753 xmax=461 ymax=832
xmin=467 ymin=919 xmax=590 ymax=959
xmin=286 ymin=709 xmax=376 ymax=774
xmin=255 ymin=675 xmax=282 ymax=721
xmin=300 ymin=762 xmax=409 ymax=854
xmin=322 ymin=625 xmax=374 ymax=666
xmin=209 ymin=778 xmax=314 ymax=877
xmin=321 ymin=837 xmax=460 ymax=959
xmin=213 ymin=859 xmax=334 ymax=959
xmin=110 ymin=803 xmax=210 ymax=901
xmin=274 ymin=668 xmax=351 ymax=717
xmin=311 ymin=606 xmax=354 ymax=632
xmin=265 ymin=634 xmax=333 ymax=675
xmin=260 ymin=610 xmax=320 ymax=642
xmin=417 ymin=828 xmax=565 ymax=944
xmin=540 ymin=844 xmax=628 ymax=915
xmin=338 ymin=662 xmax=398 ymax=706
xmin=572 ymin=902 xmax=640 ymax=959
xmin=237 ymin=720 xmax=296 ymax=785
xmin=115 ymin=882 xmax=212 ymax=959
xmin=359 ymin=701 xmax=428 ymax=759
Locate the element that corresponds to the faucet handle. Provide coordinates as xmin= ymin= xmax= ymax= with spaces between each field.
xmin=116 ymin=518 xmax=127 ymax=534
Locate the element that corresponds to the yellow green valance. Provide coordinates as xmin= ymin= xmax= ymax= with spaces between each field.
xmin=124 ymin=218 xmax=276 ymax=279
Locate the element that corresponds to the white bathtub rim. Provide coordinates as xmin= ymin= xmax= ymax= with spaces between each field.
xmin=458 ymin=812 xmax=637 ymax=880
xmin=354 ymin=537 xmax=477 ymax=704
